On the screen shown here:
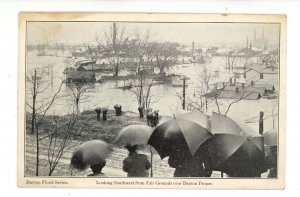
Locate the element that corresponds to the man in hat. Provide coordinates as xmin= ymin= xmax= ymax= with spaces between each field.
xmin=88 ymin=161 xmax=106 ymax=176
xmin=123 ymin=145 xmax=152 ymax=177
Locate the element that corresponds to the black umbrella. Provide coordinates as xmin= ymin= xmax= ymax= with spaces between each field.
xmin=209 ymin=112 xmax=265 ymax=177
xmin=148 ymin=111 xmax=212 ymax=159
xmin=264 ymin=130 xmax=278 ymax=146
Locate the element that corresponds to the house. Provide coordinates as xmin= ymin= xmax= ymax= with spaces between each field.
xmin=217 ymin=89 xmax=262 ymax=100
xmin=75 ymin=60 xmax=96 ymax=68
xmin=245 ymin=63 xmax=278 ymax=90
xmin=78 ymin=63 xmax=113 ymax=72
xmin=71 ymin=48 xmax=87 ymax=58
xmin=63 ymin=67 xmax=76 ymax=75
xmin=237 ymin=46 xmax=257 ymax=58
xmin=206 ymin=47 xmax=220 ymax=56
xmin=218 ymin=85 xmax=266 ymax=100
xmin=234 ymin=65 xmax=247 ymax=79
xmin=205 ymin=80 xmax=275 ymax=100
xmin=66 ymin=71 xmax=96 ymax=83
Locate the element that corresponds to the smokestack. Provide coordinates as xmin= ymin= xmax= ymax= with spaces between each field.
xmin=246 ymin=37 xmax=248 ymax=48
xmin=113 ymin=23 xmax=117 ymax=46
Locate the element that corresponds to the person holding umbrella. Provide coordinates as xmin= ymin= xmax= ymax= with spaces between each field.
xmin=70 ymin=140 xmax=112 ymax=176
xmin=265 ymin=146 xmax=277 ymax=178
xmin=209 ymin=112 xmax=266 ymax=177
xmin=123 ymin=145 xmax=152 ymax=177
xmin=168 ymin=142 xmax=213 ymax=177
xmin=114 ymin=124 xmax=155 ymax=177
xmin=148 ymin=111 xmax=213 ymax=177
xmin=264 ymin=130 xmax=278 ymax=178
xmin=191 ymin=141 xmax=213 ymax=177
xmin=168 ymin=146 xmax=190 ymax=177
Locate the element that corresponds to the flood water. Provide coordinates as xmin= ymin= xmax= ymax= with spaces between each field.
xmin=26 ymin=50 xmax=278 ymax=132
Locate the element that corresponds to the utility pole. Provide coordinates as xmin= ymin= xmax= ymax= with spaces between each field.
xmin=192 ymin=42 xmax=195 ymax=66
xmin=259 ymin=111 xmax=264 ymax=135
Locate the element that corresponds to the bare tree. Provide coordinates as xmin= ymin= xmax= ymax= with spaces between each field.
xmin=26 ymin=68 xmax=63 ymax=176
xmin=127 ymin=31 xmax=152 ymax=73
xmin=101 ymin=23 xmax=128 ymax=77
xmin=39 ymin=114 xmax=78 ymax=176
xmin=224 ymin=50 xmax=236 ymax=73
xmin=130 ymin=73 xmax=160 ymax=109
xmin=67 ymin=81 xmax=92 ymax=114
xmin=182 ymin=64 xmax=217 ymax=112
xmin=125 ymin=31 xmax=161 ymax=109
xmin=153 ymin=42 xmax=180 ymax=75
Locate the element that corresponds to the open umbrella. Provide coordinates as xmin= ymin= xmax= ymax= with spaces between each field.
xmin=114 ymin=125 xmax=154 ymax=147
xmin=209 ymin=112 xmax=265 ymax=177
xmin=148 ymin=111 xmax=213 ymax=159
xmin=70 ymin=140 xmax=112 ymax=174
xmin=264 ymin=130 xmax=278 ymax=146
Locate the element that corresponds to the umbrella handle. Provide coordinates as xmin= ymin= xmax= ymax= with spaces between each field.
xmin=70 ymin=167 xmax=74 ymax=176
xmin=150 ymin=145 xmax=153 ymax=177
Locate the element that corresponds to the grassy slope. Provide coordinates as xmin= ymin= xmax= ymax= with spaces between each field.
xmin=25 ymin=110 xmax=175 ymax=177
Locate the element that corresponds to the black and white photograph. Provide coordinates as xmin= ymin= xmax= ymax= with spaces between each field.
xmin=17 ymin=13 xmax=286 ymax=189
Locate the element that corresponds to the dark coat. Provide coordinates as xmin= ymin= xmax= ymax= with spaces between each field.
xmin=192 ymin=144 xmax=213 ymax=177
xmin=168 ymin=144 xmax=213 ymax=177
xmin=123 ymin=153 xmax=151 ymax=177
xmin=168 ymin=154 xmax=191 ymax=177
xmin=265 ymin=146 xmax=277 ymax=178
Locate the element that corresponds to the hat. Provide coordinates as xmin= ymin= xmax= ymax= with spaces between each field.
xmin=125 ymin=144 xmax=138 ymax=152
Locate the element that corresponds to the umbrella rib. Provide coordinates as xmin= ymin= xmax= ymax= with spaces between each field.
xmin=172 ymin=118 xmax=191 ymax=149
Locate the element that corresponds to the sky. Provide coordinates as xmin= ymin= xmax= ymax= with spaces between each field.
xmin=27 ymin=22 xmax=280 ymax=48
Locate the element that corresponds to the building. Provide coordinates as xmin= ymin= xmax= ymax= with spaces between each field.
xmin=75 ymin=60 xmax=96 ymax=68
xmin=66 ymin=71 xmax=96 ymax=83
xmin=205 ymin=79 xmax=275 ymax=100
xmin=245 ymin=63 xmax=278 ymax=80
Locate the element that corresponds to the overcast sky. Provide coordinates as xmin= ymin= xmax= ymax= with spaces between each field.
xmin=27 ymin=22 xmax=280 ymax=48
